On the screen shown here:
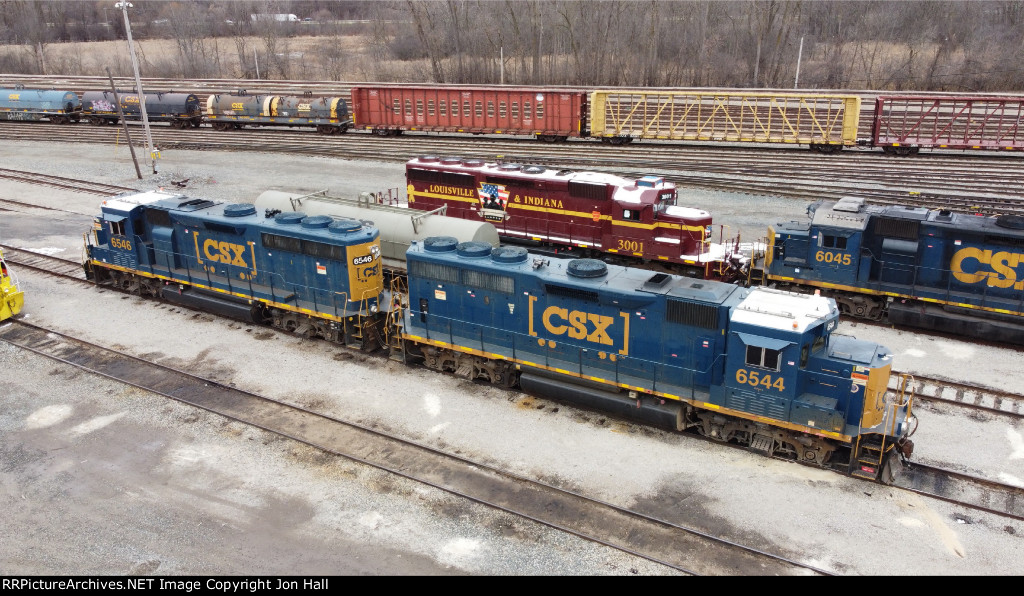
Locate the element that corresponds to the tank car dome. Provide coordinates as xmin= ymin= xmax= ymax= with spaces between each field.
xmin=457 ymin=241 xmax=492 ymax=258
xmin=224 ymin=203 xmax=256 ymax=217
xmin=423 ymin=236 xmax=459 ymax=252
xmin=301 ymin=215 xmax=333 ymax=229
xmin=274 ymin=212 xmax=306 ymax=225
xmin=567 ymin=259 xmax=608 ymax=278
xmin=490 ymin=246 xmax=528 ymax=264
xmin=328 ymin=218 xmax=363 ymax=234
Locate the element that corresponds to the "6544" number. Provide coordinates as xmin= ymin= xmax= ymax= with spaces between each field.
xmin=735 ymin=368 xmax=785 ymax=391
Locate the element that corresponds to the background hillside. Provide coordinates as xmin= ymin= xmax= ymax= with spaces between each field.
xmin=1 ymin=0 xmax=1022 ymax=91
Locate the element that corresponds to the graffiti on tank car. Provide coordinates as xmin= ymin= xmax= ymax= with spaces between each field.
xmin=951 ymin=247 xmax=1024 ymax=289
xmin=527 ymin=296 xmax=630 ymax=355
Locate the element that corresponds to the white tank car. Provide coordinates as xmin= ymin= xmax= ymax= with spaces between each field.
xmin=254 ymin=190 xmax=499 ymax=269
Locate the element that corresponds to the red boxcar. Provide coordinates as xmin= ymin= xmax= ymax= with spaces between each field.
xmin=351 ymin=86 xmax=588 ymax=141
xmin=405 ymin=156 xmax=743 ymax=280
xmin=873 ymin=95 xmax=1024 ymax=155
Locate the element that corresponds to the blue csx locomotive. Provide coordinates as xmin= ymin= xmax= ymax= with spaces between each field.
xmin=84 ymin=190 xmax=386 ymax=349
xmin=83 ymin=191 xmax=916 ymax=482
xmin=763 ymin=197 xmax=1024 ymax=344
xmin=399 ymin=237 xmax=916 ymax=482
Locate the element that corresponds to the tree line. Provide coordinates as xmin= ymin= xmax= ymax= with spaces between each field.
xmin=1 ymin=0 xmax=1022 ymax=92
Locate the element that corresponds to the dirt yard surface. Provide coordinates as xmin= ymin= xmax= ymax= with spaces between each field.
xmin=0 ymin=141 xmax=1021 ymax=575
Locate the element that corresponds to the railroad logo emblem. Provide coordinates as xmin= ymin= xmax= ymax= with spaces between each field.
xmin=526 ymin=296 xmax=630 ymax=355
xmin=478 ymin=183 xmax=509 ymax=221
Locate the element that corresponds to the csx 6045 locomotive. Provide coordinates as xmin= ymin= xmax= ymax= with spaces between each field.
xmin=763 ymin=197 xmax=1024 ymax=344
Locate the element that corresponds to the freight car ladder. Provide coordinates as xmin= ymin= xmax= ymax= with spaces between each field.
xmin=851 ymin=373 xmax=916 ymax=482
xmin=386 ymin=276 xmax=408 ymax=362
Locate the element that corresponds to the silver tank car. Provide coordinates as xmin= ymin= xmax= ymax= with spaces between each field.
xmin=254 ymin=190 xmax=499 ymax=268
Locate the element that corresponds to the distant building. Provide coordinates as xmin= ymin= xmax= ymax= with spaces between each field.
xmin=250 ymin=13 xmax=299 ymax=22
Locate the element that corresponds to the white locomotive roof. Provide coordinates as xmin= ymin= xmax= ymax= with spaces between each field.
xmin=102 ymin=190 xmax=184 ymax=212
xmin=731 ymin=287 xmax=837 ymax=333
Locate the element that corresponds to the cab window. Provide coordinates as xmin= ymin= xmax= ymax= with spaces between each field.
xmin=746 ymin=345 xmax=781 ymax=371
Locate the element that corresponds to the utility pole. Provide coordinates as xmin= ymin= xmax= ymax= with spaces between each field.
xmin=794 ymin=36 xmax=804 ymax=89
xmin=116 ymin=1 xmax=157 ymax=174
xmin=106 ymin=67 xmax=142 ymax=180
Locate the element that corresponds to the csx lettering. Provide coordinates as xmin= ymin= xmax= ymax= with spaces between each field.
xmin=542 ymin=306 xmax=614 ymax=345
xmin=231 ymin=102 xmax=245 ymax=110
xmin=203 ymin=239 xmax=248 ymax=266
xmin=815 ymin=250 xmax=851 ymax=266
xmin=8 ymin=94 xmax=20 ymax=100
xmin=110 ymin=237 xmax=132 ymax=251
xmin=951 ymin=247 xmax=1024 ymax=289
xmin=360 ymin=264 xmax=380 ymax=278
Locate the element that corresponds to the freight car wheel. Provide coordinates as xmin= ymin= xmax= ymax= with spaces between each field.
xmin=88 ymin=116 xmax=104 ymax=126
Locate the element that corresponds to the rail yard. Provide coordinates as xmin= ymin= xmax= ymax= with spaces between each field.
xmin=0 ymin=131 xmax=1021 ymax=574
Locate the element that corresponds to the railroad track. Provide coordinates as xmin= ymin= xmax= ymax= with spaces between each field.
xmin=0 ymin=167 xmax=135 ymax=196
xmin=2 ymin=120 xmax=1023 ymax=214
xmin=891 ymin=372 xmax=1024 ymax=420
xmin=5 ymin=248 xmax=1023 ymax=525
xmin=0 ymin=318 xmax=829 ymax=576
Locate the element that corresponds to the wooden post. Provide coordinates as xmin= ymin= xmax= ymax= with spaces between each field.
xmin=106 ymin=67 xmax=142 ymax=180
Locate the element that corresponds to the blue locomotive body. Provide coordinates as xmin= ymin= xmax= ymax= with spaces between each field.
xmin=84 ymin=190 xmax=385 ymax=349
xmin=0 ymin=86 xmax=81 ymax=124
xmin=765 ymin=197 xmax=1024 ymax=343
xmin=400 ymin=237 xmax=915 ymax=481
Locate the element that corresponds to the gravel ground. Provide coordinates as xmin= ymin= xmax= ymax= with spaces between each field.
xmin=0 ymin=141 xmax=1021 ymax=575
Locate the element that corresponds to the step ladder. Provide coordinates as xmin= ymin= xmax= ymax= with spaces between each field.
xmin=749 ymin=433 xmax=774 ymax=455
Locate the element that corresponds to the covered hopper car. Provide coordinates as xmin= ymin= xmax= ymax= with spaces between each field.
xmin=0 ymin=86 xmax=81 ymax=124
xmin=206 ymin=90 xmax=350 ymax=134
xmin=81 ymin=91 xmax=203 ymax=128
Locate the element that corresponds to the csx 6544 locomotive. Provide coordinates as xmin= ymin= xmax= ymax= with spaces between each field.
xmin=763 ymin=197 xmax=1024 ymax=344
xmin=399 ymin=237 xmax=916 ymax=482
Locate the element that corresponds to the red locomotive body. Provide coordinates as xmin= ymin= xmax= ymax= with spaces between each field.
xmin=872 ymin=95 xmax=1024 ymax=155
xmin=351 ymin=86 xmax=588 ymax=141
xmin=405 ymin=156 xmax=742 ymax=280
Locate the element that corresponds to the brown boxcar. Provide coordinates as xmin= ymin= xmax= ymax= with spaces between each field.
xmin=351 ymin=86 xmax=588 ymax=141
xmin=405 ymin=156 xmax=744 ymax=280
xmin=872 ymin=95 xmax=1024 ymax=155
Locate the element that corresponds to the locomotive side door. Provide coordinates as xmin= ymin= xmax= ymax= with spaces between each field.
xmin=811 ymin=227 xmax=860 ymax=284
xmin=608 ymin=203 xmax=651 ymax=260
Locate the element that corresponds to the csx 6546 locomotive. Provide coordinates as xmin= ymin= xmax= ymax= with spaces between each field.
xmin=763 ymin=197 xmax=1024 ymax=344
xmin=84 ymin=190 xmax=385 ymax=349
